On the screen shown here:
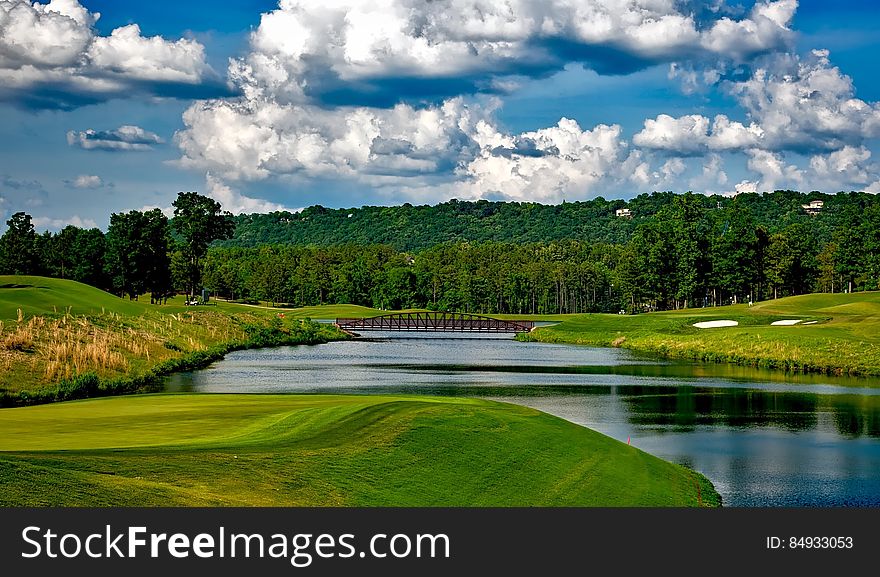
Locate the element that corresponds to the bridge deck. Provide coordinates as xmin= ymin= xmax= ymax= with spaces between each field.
xmin=336 ymin=312 xmax=534 ymax=333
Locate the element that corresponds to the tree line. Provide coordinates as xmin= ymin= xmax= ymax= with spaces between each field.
xmin=222 ymin=189 xmax=856 ymax=251
xmin=0 ymin=192 xmax=233 ymax=303
xmin=1 ymin=190 xmax=878 ymax=313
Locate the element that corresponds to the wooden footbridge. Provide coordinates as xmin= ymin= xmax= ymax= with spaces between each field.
xmin=336 ymin=312 xmax=534 ymax=333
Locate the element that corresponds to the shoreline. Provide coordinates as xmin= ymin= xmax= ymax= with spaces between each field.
xmin=0 ymin=319 xmax=349 ymax=408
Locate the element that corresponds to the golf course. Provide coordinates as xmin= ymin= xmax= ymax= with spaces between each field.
xmin=0 ymin=393 xmax=717 ymax=506
xmin=5 ymin=275 xmax=880 ymax=507
xmin=0 ymin=275 xmax=720 ymax=507
xmin=521 ymin=292 xmax=880 ymax=377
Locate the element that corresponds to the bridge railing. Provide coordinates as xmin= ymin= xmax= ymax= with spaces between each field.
xmin=336 ymin=312 xmax=534 ymax=333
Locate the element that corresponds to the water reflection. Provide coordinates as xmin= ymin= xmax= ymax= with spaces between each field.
xmin=165 ymin=333 xmax=880 ymax=506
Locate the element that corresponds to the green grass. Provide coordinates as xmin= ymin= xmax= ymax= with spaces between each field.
xmin=0 ymin=276 xmax=346 ymax=399
xmin=523 ymin=292 xmax=880 ymax=377
xmin=213 ymin=301 xmax=577 ymax=322
xmin=0 ymin=393 xmax=718 ymax=507
xmin=0 ymin=276 xmax=154 ymax=320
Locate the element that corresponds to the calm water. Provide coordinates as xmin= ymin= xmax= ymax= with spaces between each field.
xmin=165 ymin=332 xmax=880 ymax=507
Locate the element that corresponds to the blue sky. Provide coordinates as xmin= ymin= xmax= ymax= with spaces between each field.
xmin=0 ymin=0 xmax=878 ymax=231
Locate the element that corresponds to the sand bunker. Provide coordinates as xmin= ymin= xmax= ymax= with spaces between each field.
xmin=771 ymin=319 xmax=803 ymax=326
xmin=802 ymin=320 xmax=818 ymax=325
xmin=693 ymin=320 xmax=739 ymax=329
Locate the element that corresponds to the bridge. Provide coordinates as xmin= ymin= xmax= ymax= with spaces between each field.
xmin=336 ymin=312 xmax=534 ymax=333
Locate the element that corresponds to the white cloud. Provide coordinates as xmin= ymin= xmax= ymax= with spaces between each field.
xmin=688 ymin=153 xmax=728 ymax=192
xmin=809 ymin=146 xmax=874 ymax=189
xmin=136 ymin=204 xmax=175 ymax=218
xmin=65 ymin=174 xmax=103 ymax=189
xmin=67 ymin=125 xmax=164 ymax=151
xmin=659 ymin=157 xmax=687 ymax=181
xmin=744 ymin=148 xmax=803 ymax=191
xmin=458 ymin=119 xmax=644 ymax=203
xmin=175 ymin=96 xmax=488 ymax=182
xmin=734 ymin=180 xmax=758 ymax=195
xmin=700 ymin=0 xmax=796 ymax=62
xmin=0 ymin=0 xmax=95 ymax=68
xmin=170 ymin=1 xmax=880 ymax=204
xmin=204 ymin=173 xmax=293 ymax=215
xmin=0 ymin=0 xmax=215 ymax=107
xmin=32 ymin=214 xmax=98 ymax=230
xmin=176 ymin=92 xmax=651 ymax=203
xmin=229 ymin=0 xmax=797 ymax=106
xmin=728 ymin=49 xmax=880 ymax=151
xmin=86 ymin=24 xmax=208 ymax=84
xmin=633 ymin=114 xmax=763 ymax=155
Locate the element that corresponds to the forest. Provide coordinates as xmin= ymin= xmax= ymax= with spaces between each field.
xmin=1 ymin=190 xmax=879 ymax=314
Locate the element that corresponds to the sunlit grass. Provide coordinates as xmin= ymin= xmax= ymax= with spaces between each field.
xmin=0 ymin=393 xmax=719 ymax=507
xmin=524 ymin=292 xmax=880 ymax=377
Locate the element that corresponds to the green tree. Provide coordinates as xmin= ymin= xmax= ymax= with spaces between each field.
xmin=712 ymin=199 xmax=759 ymax=304
xmin=0 ymin=212 xmax=39 ymax=275
xmin=143 ymin=209 xmax=173 ymax=303
xmin=105 ymin=210 xmax=171 ymax=300
xmin=171 ymin=192 xmax=235 ymax=300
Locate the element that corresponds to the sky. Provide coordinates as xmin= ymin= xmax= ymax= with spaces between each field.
xmin=0 ymin=0 xmax=879 ymax=231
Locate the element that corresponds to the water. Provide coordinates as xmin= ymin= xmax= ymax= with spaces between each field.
xmin=165 ymin=332 xmax=880 ymax=507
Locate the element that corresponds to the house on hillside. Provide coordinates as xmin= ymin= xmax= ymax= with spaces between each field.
xmin=801 ymin=200 xmax=824 ymax=215
xmin=615 ymin=208 xmax=632 ymax=218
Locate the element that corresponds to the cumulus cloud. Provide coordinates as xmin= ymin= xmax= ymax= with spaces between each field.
xmin=67 ymin=125 xmax=164 ymax=151
xmin=700 ymin=0 xmax=796 ymax=62
xmin=633 ymin=114 xmax=763 ymax=155
xmin=0 ymin=0 xmax=219 ymax=108
xmin=64 ymin=174 xmax=104 ymax=188
xmin=228 ymin=0 xmax=798 ymax=106
xmin=204 ymin=173 xmax=293 ymax=214
xmin=32 ymin=214 xmax=98 ymax=230
xmin=170 ymin=1 xmax=880 ymax=205
xmin=136 ymin=204 xmax=174 ymax=218
xmin=688 ymin=153 xmax=729 ymax=192
xmin=176 ymin=96 xmax=488 ymax=181
xmin=728 ymin=49 xmax=880 ymax=152
xmin=458 ymin=119 xmax=646 ymax=203
xmin=809 ymin=146 xmax=874 ymax=189
xmin=745 ymin=148 xmax=803 ymax=191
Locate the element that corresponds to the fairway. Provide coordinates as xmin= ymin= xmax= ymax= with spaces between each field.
xmin=0 ymin=276 xmax=154 ymax=320
xmin=525 ymin=292 xmax=880 ymax=377
xmin=0 ymin=394 xmax=718 ymax=507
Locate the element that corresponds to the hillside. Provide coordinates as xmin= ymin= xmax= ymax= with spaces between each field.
xmin=0 ymin=276 xmax=344 ymax=401
xmin=218 ymin=190 xmax=856 ymax=251
xmin=0 ymin=276 xmax=152 ymax=320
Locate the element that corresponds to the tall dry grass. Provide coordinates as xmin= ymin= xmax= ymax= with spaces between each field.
xmin=0 ymin=308 xmax=250 ymax=388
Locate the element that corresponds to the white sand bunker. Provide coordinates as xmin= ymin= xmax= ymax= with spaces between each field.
xmin=802 ymin=320 xmax=818 ymax=325
xmin=693 ymin=320 xmax=739 ymax=329
xmin=771 ymin=319 xmax=803 ymax=326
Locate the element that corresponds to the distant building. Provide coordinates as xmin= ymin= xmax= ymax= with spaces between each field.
xmin=615 ymin=208 xmax=632 ymax=218
xmin=801 ymin=200 xmax=824 ymax=215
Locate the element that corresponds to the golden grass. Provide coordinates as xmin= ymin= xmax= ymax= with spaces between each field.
xmin=0 ymin=307 xmax=253 ymax=392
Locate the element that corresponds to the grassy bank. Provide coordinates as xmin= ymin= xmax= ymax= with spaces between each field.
xmin=0 ymin=393 xmax=718 ymax=507
xmin=0 ymin=276 xmax=347 ymax=405
xmin=521 ymin=292 xmax=880 ymax=377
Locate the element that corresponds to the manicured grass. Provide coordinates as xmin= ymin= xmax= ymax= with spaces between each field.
xmin=523 ymin=292 xmax=880 ymax=376
xmin=215 ymin=302 xmax=396 ymax=319
xmin=0 ymin=393 xmax=718 ymax=507
xmin=213 ymin=301 xmax=577 ymax=322
xmin=0 ymin=276 xmax=152 ymax=320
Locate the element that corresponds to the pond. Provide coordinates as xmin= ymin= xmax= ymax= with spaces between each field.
xmin=165 ymin=332 xmax=880 ymax=507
